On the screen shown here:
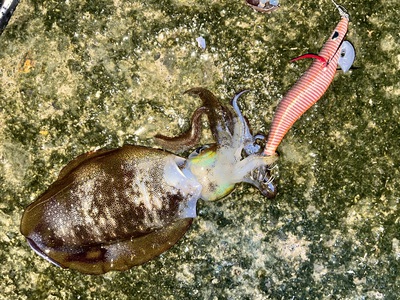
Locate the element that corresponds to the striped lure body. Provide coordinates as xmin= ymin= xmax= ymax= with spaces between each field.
xmin=264 ymin=3 xmax=352 ymax=156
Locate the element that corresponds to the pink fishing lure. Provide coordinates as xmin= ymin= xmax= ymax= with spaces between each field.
xmin=264 ymin=2 xmax=352 ymax=156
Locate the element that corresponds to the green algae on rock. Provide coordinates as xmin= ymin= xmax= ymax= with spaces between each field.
xmin=1 ymin=0 xmax=400 ymax=298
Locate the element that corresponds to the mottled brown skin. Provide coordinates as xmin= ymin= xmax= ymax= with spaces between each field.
xmin=24 ymin=218 xmax=192 ymax=275
xmin=21 ymin=146 xmax=194 ymax=274
xmin=154 ymin=106 xmax=208 ymax=153
xmin=154 ymin=88 xmax=234 ymax=153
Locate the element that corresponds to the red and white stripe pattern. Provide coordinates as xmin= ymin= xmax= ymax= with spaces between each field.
xmin=264 ymin=5 xmax=349 ymax=156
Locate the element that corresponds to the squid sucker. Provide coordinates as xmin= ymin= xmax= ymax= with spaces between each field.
xmin=20 ymin=1 xmax=354 ymax=275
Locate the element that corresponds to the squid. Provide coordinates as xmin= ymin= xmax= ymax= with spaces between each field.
xmin=20 ymin=88 xmax=277 ymax=274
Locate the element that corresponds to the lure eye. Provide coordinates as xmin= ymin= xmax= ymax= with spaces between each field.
xmin=331 ymin=31 xmax=340 ymax=40
xmin=338 ymin=40 xmax=355 ymax=73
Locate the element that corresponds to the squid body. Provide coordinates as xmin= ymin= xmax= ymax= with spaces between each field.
xmin=21 ymin=88 xmax=277 ymax=274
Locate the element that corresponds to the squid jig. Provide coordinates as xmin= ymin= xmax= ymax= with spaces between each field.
xmin=264 ymin=0 xmax=355 ymax=156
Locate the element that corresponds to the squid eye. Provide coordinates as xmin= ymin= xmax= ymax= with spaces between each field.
xmin=332 ymin=31 xmax=339 ymax=40
xmin=188 ymin=145 xmax=210 ymax=158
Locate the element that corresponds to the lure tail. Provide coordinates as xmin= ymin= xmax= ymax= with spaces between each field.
xmin=263 ymin=2 xmax=353 ymax=156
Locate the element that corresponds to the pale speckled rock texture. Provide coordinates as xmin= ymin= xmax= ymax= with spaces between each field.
xmin=0 ymin=0 xmax=399 ymax=299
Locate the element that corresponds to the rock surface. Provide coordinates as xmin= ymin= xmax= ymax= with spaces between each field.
xmin=0 ymin=0 xmax=399 ymax=299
